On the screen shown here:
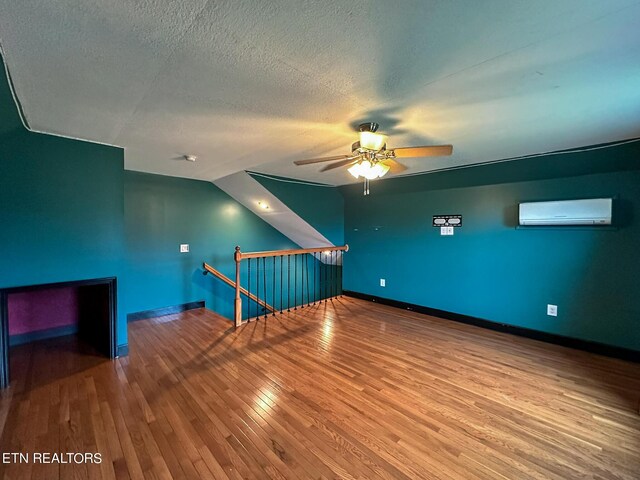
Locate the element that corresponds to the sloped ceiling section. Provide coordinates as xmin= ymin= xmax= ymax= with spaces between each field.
xmin=1 ymin=0 xmax=639 ymax=185
xmin=213 ymin=171 xmax=340 ymax=264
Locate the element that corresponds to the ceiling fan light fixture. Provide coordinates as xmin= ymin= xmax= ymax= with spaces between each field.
xmin=377 ymin=162 xmax=390 ymax=177
xmin=292 ymin=120 xmax=452 ymax=196
xmin=348 ymin=160 xmax=390 ymax=180
xmin=359 ymin=131 xmax=386 ymax=151
xmin=363 ymin=162 xmax=384 ymax=180
xmin=347 ymin=163 xmax=362 ymax=178
xmin=348 ymin=159 xmax=371 ymax=179
xmin=362 ymin=169 xmax=379 ymax=180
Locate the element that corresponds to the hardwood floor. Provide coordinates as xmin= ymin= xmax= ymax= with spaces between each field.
xmin=1 ymin=297 xmax=639 ymax=479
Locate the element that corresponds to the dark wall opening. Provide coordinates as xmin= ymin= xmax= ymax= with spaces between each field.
xmin=0 ymin=277 xmax=116 ymax=388
xmin=8 ymin=286 xmax=80 ymax=346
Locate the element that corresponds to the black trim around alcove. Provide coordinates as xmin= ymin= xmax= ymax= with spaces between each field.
xmin=344 ymin=291 xmax=639 ymax=363
xmin=0 ymin=277 xmax=118 ymax=389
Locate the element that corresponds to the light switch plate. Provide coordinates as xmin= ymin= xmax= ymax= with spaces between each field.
xmin=180 ymin=244 xmax=189 ymax=253
xmin=547 ymin=304 xmax=557 ymax=316
xmin=440 ymin=226 xmax=454 ymax=236
xmin=380 ymin=278 xmax=386 ymax=287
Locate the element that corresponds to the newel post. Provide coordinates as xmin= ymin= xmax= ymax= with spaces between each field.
xmin=234 ymin=246 xmax=242 ymax=328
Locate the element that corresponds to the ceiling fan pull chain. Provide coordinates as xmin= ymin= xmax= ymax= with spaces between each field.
xmin=364 ymin=178 xmax=370 ymax=196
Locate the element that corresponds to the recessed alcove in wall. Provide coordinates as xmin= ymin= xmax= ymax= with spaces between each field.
xmin=8 ymin=287 xmax=80 ymax=345
xmin=0 ymin=277 xmax=117 ymax=388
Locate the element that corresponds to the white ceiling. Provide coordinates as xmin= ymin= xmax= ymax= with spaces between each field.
xmin=1 ymin=0 xmax=639 ymax=185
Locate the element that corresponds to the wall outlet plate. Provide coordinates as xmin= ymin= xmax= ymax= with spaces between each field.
xmin=180 ymin=244 xmax=189 ymax=253
xmin=440 ymin=226 xmax=454 ymax=236
xmin=547 ymin=304 xmax=558 ymax=316
xmin=380 ymin=278 xmax=386 ymax=287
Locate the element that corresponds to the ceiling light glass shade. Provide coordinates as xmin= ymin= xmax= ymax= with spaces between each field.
xmin=363 ymin=165 xmax=380 ymax=180
xmin=359 ymin=131 xmax=386 ymax=151
xmin=348 ymin=160 xmax=390 ymax=180
xmin=366 ymin=162 xmax=385 ymax=179
xmin=347 ymin=163 xmax=362 ymax=178
xmin=376 ymin=163 xmax=391 ymax=177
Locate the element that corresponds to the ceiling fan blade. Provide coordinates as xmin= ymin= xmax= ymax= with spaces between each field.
xmin=294 ymin=155 xmax=350 ymax=166
xmin=320 ymin=157 xmax=358 ymax=172
xmin=380 ymin=159 xmax=408 ymax=174
xmin=392 ymin=145 xmax=453 ymax=158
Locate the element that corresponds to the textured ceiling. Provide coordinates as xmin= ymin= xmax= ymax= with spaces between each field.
xmin=1 ymin=0 xmax=639 ymax=185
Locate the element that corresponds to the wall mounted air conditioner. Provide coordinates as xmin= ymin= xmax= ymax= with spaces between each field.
xmin=519 ymin=198 xmax=613 ymax=226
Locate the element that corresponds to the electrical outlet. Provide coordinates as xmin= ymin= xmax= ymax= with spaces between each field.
xmin=180 ymin=244 xmax=189 ymax=253
xmin=380 ymin=278 xmax=386 ymax=287
xmin=440 ymin=226 xmax=454 ymax=236
xmin=547 ymin=304 xmax=557 ymax=317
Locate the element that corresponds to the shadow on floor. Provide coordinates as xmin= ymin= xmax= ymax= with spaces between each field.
xmin=9 ymin=334 xmax=108 ymax=393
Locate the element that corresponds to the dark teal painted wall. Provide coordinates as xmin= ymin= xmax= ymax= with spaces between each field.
xmin=250 ymin=173 xmax=344 ymax=245
xmin=1 ymin=58 xmax=126 ymax=346
xmin=342 ymin=150 xmax=640 ymax=351
xmin=0 ymin=62 xmax=22 ymax=140
xmin=124 ymin=171 xmax=302 ymax=320
xmin=5 ymin=43 xmax=639 ymax=353
xmin=1 ymin=53 xmax=317 ymax=349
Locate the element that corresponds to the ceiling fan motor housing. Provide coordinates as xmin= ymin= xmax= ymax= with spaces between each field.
xmin=353 ymin=141 xmax=388 ymax=155
xmin=358 ymin=122 xmax=379 ymax=133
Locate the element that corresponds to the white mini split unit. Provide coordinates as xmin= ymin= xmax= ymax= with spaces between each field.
xmin=519 ymin=198 xmax=613 ymax=226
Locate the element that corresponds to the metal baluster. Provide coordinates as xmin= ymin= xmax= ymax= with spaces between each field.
xmin=305 ymin=254 xmax=309 ymax=306
xmin=302 ymin=253 xmax=309 ymax=306
xmin=320 ymin=253 xmax=324 ymax=301
xmin=294 ymin=254 xmax=298 ymax=310
xmin=300 ymin=253 xmax=305 ymax=309
xmin=256 ymin=255 xmax=260 ymax=320
xmin=263 ymin=256 xmax=267 ymax=320
xmin=333 ymin=250 xmax=337 ymax=299
xmin=247 ymin=258 xmax=251 ymax=321
xmin=339 ymin=251 xmax=343 ymax=296
xmin=272 ymin=256 xmax=276 ymax=316
xmin=303 ymin=254 xmax=307 ymax=307
xmin=280 ymin=255 xmax=283 ymax=314
xmin=313 ymin=253 xmax=317 ymax=305
xmin=287 ymin=254 xmax=291 ymax=312
xmin=330 ymin=251 xmax=334 ymax=300
xmin=319 ymin=254 xmax=322 ymax=301
xmin=324 ymin=254 xmax=331 ymax=303
xmin=329 ymin=251 xmax=332 ymax=300
xmin=323 ymin=255 xmax=326 ymax=302
xmin=328 ymin=251 xmax=332 ymax=300
xmin=325 ymin=255 xmax=329 ymax=302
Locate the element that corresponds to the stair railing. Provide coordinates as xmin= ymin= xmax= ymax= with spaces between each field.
xmin=233 ymin=245 xmax=348 ymax=328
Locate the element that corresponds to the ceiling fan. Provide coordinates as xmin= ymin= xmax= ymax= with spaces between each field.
xmin=293 ymin=123 xmax=453 ymax=194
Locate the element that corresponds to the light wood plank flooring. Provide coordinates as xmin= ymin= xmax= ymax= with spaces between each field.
xmin=1 ymin=297 xmax=639 ymax=479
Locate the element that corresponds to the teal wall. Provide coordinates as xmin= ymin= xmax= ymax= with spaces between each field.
xmin=0 ymin=53 xmax=319 ymax=350
xmin=0 ymin=57 xmax=126 ymax=346
xmin=342 ymin=144 xmax=640 ymax=351
xmin=124 ymin=171 xmax=300 ymax=320
xmin=250 ymin=173 xmax=344 ymax=245
xmin=4 ymin=42 xmax=639 ymax=353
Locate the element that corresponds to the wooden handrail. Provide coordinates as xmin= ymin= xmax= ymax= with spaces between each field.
xmin=221 ymin=244 xmax=349 ymax=328
xmin=238 ymin=245 xmax=349 ymax=260
xmin=203 ymin=262 xmax=275 ymax=322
